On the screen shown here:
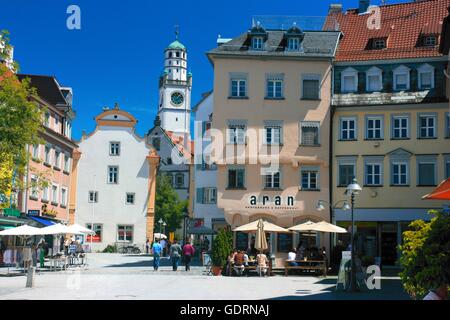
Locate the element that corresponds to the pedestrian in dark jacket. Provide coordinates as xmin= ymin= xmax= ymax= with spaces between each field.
xmin=182 ymin=241 xmax=195 ymax=271
xmin=169 ymin=240 xmax=182 ymax=271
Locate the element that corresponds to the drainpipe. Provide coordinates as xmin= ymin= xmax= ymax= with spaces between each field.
xmin=329 ymin=60 xmax=336 ymax=265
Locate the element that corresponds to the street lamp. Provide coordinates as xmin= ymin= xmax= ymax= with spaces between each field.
xmin=163 ymin=222 xmax=167 ymax=236
xmin=345 ymin=178 xmax=362 ymax=292
xmin=316 ymin=199 xmax=350 ymax=261
xmin=183 ymin=212 xmax=190 ymax=245
xmin=158 ymin=218 xmax=163 ymax=239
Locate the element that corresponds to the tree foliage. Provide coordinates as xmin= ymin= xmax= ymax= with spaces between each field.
xmin=211 ymin=228 xmax=233 ymax=267
xmin=0 ymin=30 xmax=44 ymax=198
xmin=154 ymin=174 xmax=188 ymax=234
xmin=399 ymin=210 xmax=450 ymax=299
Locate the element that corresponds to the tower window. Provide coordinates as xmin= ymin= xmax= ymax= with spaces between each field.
xmin=176 ymin=52 xmax=180 ymax=58
xmin=169 ymin=52 xmax=172 ymax=58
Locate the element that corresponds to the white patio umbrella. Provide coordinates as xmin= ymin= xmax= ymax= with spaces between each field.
xmin=39 ymin=223 xmax=83 ymax=235
xmin=254 ymin=219 xmax=268 ymax=252
xmin=66 ymin=224 xmax=95 ymax=235
xmin=310 ymin=221 xmax=347 ymax=234
xmin=153 ymin=233 xmax=167 ymax=240
xmin=288 ymin=220 xmax=317 ymax=232
xmin=0 ymin=225 xmax=46 ymax=236
xmin=233 ymin=220 xmax=289 ymax=233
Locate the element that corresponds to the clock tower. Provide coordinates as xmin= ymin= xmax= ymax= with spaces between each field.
xmin=157 ymin=36 xmax=192 ymax=137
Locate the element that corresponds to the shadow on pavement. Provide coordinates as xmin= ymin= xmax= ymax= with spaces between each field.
xmin=269 ymin=278 xmax=410 ymax=300
xmin=103 ymin=257 xmax=203 ymax=268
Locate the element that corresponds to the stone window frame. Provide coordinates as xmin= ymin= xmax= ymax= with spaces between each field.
xmin=365 ymin=114 xmax=384 ymax=140
xmin=417 ymin=63 xmax=435 ymax=89
xmin=416 ymin=155 xmax=438 ymax=187
xmin=300 ymin=165 xmax=320 ymax=191
xmin=363 ymin=156 xmax=384 ymax=186
xmin=393 ymin=65 xmax=411 ymax=91
xmin=365 ymin=66 xmax=383 ymax=92
xmin=340 ymin=67 xmax=358 ymax=93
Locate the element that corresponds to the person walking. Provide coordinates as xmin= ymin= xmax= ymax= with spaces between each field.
xmin=152 ymin=240 xmax=162 ymax=271
xmin=145 ymin=239 xmax=150 ymax=254
xmin=169 ymin=239 xmax=182 ymax=271
xmin=182 ymin=241 xmax=195 ymax=271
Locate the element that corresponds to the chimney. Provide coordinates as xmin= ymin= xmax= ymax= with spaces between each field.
xmin=328 ymin=4 xmax=343 ymax=15
xmin=359 ymin=0 xmax=370 ymax=13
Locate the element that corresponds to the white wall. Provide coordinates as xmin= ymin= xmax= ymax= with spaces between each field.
xmin=193 ymin=93 xmax=225 ymax=227
xmin=76 ymin=126 xmax=152 ymax=251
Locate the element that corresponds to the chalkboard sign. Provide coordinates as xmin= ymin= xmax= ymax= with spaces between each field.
xmin=277 ymin=233 xmax=293 ymax=253
xmin=235 ymin=232 xmax=248 ymax=251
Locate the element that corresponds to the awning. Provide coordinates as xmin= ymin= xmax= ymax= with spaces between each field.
xmin=187 ymin=226 xmax=217 ymax=235
xmin=27 ymin=216 xmax=56 ymax=226
xmin=0 ymin=225 xmax=16 ymax=230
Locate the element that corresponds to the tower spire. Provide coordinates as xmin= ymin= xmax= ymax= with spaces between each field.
xmin=175 ymin=24 xmax=179 ymax=40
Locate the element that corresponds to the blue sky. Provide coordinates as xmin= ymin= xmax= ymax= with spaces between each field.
xmin=1 ymin=0 xmax=407 ymax=140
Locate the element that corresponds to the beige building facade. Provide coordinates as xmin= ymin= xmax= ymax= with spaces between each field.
xmin=207 ymin=24 xmax=340 ymax=260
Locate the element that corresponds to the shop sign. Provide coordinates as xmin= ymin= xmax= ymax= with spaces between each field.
xmin=86 ymin=234 xmax=101 ymax=242
xmin=245 ymin=195 xmax=297 ymax=210
xmin=27 ymin=210 xmax=40 ymax=216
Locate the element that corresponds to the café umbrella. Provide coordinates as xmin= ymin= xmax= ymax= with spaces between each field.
xmin=422 ymin=178 xmax=450 ymax=200
xmin=233 ymin=220 xmax=289 ymax=233
xmin=66 ymin=224 xmax=95 ymax=235
xmin=154 ymin=233 xmax=167 ymax=240
xmin=0 ymin=225 xmax=46 ymax=236
xmin=40 ymin=223 xmax=83 ymax=235
xmin=254 ymin=219 xmax=268 ymax=252
xmin=310 ymin=221 xmax=347 ymax=234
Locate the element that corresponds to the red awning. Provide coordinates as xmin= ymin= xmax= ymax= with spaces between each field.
xmin=422 ymin=178 xmax=450 ymax=200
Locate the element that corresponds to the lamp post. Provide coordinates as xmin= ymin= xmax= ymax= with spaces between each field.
xmin=316 ymin=199 xmax=350 ymax=264
xmin=183 ymin=212 xmax=190 ymax=245
xmin=345 ymin=178 xmax=362 ymax=292
xmin=158 ymin=218 xmax=163 ymax=239
xmin=163 ymin=222 xmax=167 ymax=237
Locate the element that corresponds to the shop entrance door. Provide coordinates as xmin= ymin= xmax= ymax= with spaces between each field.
xmin=381 ymin=232 xmax=397 ymax=265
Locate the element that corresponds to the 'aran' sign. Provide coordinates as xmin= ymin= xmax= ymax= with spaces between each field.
xmin=248 ymin=195 xmax=295 ymax=207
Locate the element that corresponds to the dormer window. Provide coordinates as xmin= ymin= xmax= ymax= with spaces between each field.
xmin=287 ymin=38 xmax=300 ymax=51
xmin=369 ymin=38 xmax=386 ymax=50
xmin=248 ymin=21 xmax=267 ymax=51
xmin=423 ymin=35 xmax=437 ymax=47
xmin=393 ymin=65 xmax=410 ymax=91
xmin=252 ymin=37 xmax=264 ymax=50
xmin=341 ymin=67 xmax=358 ymax=93
xmin=418 ymin=64 xmax=435 ymax=89
xmin=366 ymin=67 xmax=383 ymax=92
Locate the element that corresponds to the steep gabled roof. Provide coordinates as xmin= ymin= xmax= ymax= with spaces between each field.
xmin=17 ymin=74 xmax=69 ymax=107
xmin=324 ymin=0 xmax=450 ymax=62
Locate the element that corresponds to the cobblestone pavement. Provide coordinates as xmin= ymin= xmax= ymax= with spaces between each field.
xmin=0 ymin=253 xmax=410 ymax=300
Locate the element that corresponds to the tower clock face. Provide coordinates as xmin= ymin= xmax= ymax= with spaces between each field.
xmin=171 ymin=92 xmax=184 ymax=106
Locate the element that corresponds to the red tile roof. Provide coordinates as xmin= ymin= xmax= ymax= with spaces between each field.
xmin=324 ymin=0 xmax=450 ymax=62
xmin=165 ymin=131 xmax=194 ymax=160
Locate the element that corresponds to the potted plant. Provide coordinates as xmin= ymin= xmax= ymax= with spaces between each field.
xmin=211 ymin=229 xmax=232 ymax=276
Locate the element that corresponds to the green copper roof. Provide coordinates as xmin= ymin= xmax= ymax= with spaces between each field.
xmin=167 ymin=40 xmax=186 ymax=50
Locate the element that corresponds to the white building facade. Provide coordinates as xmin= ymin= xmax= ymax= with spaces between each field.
xmin=192 ymin=92 xmax=226 ymax=231
xmin=75 ymin=106 xmax=158 ymax=251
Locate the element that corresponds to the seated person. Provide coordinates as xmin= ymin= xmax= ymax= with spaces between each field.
xmin=287 ymin=248 xmax=298 ymax=266
xmin=233 ymin=250 xmax=245 ymax=276
xmin=256 ymin=251 xmax=269 ymax=277
xmin=243 ymin=251 xmax=249 ymax=267
xmin=296 ymin=242 xmax=305 ymax=260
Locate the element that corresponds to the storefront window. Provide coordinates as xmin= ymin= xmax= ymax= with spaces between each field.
xmin=117 ymin=225 xmax=133 ymax=242
xmin=86 ymin=223 xmax=102 ymax=242
xmin=277 ymin=233 xmax=293 ymax=253
xmin=235 ymin=232 xmax=248 ymax=251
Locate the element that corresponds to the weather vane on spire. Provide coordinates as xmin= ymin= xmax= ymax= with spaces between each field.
xmin=175 ymin=24 xmax=180 ymax=40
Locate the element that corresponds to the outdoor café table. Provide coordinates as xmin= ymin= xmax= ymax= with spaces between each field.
xmin=284 ymin=259 xmax=327 ymax=276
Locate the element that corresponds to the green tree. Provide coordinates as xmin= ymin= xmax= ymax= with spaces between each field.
xmin=211 ymin=228 xmax=233 ymax=267
xmin=0 ymin=30 xmax=45 ymax=199
xmin=154 ymin=174 xmax=188 ymax=234
xmin=399 ymin=210 xmax=450 ymax=299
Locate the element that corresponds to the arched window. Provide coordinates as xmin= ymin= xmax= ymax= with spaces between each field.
xmin=366 ymin=66 xmax=383 ymax=92
xmin=393 ymin=65 xmax=410 ymax=91
xmin=341 ymin=67 xmax=358 ymax=93
xmin=417 ymin=64 xmax=435 ymax=89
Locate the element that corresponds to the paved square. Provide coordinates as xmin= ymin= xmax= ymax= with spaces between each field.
xmin=0 ymin=253 xmax=410 ymax=300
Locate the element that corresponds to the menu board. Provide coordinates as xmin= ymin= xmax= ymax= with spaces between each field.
xmin=235 ymin=232 xmax=248 ymax=251
xmin=277 ymin=233 xmax=293 ymax=253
